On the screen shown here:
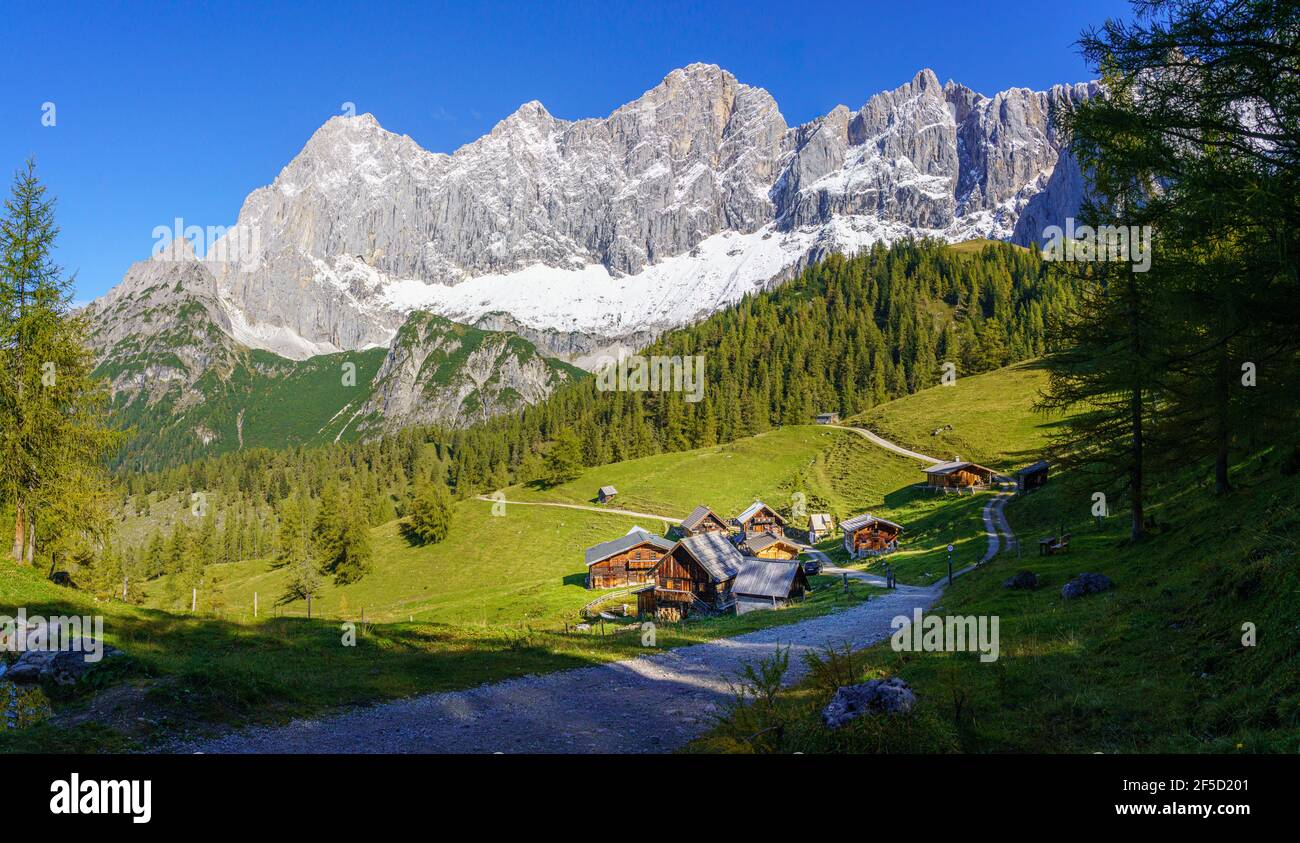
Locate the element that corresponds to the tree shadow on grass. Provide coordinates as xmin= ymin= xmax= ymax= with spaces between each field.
xmin=0 ymin=591 xmax=649 ymax=752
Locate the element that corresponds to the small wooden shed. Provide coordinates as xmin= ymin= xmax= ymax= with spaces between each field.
xmin=814 ymin=412 xmax=840 ymax=425
xmin=1015 ymin=460 xmax=1049 ymax=493
xmin=807 ymin=513 xmax=834 ymax=543
xmin=597 ymin=485 xmax=618 ymax=503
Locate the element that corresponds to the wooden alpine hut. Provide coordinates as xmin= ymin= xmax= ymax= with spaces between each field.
xmin=679 ymin=504 xmax=730 ymax=537
xmin=922 ymin=458 xmax=997 ymax=490
xmin=840 ymin=513 xmax=903 ymax=559
xmin=739 ymin=533 xmax=803 ymax=560
xmin=732 ymin=501 xmax=787 ymax=538
xmin=584 ymin=527 xmax=673 ymax=589
xmin=636 ymin=532 xmax=745 ymax=622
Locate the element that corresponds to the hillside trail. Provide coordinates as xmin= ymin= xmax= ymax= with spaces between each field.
xmin=179 ymin=429 xmax=1016 ymax=754
xmin=473 ymin=495 xmax=683 ymax=523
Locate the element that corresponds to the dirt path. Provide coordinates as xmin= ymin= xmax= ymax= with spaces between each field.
xmin=830 ymin=424 xmax=943 ymax=464
xmin=473 ymin=495 xmax=682 ymax=523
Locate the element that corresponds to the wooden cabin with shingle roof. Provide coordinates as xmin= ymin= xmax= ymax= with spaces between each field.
xmin=923 ymin=459 xmax=996 ymax=490
xmin=739 ymin=533 xmax=803 ymax=560
xmin=840 ymin=513 xmax=903 ymax=559
xmin=679 ymin=504 xmax=730 ymax=537
xmin=732 ymin=501 xmax=787 ymax=538
xmin=636 ymin=533 xmax=745 ymax=622
xmin=584 ymin=527 xmax=673 ymax=589
xmin=596 ymin=485 xmax=618 ymax=503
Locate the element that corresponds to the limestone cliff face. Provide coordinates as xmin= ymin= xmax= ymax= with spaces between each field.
xmin=83 ymin=237 xmax=239 ymax=408
xmin=353 ymin=312 xmax=581 ymax=435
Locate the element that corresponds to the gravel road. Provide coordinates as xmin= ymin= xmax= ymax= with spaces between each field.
xmin=178 ymin=584 xmax=939 ymax=754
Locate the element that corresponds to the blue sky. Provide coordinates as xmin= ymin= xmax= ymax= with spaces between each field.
xmin=0 ymin=0 xmax=1136 ymax=301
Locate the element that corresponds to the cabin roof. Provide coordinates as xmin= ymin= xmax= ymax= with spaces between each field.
xmin=809 ymin=513 xmax=834 ymax=531
xmin=598 ymin=485 xmax=618 ymax=496
xmin=681 ymin=504 xmax=725 ymax=531
xmin=733 ymin=559 xmax=803 ymax=599
xmin=1015 ymin=460 xmax=1050 ymax=475
xmin=740 ymin=533 xmax=801 ymax=555
xmin=923 ymin=460 xmax=995 ymax=476
xmin=733 ymin=500 xmax=787 ymax=527
xmin=840 ymin=512 xmax=904 ymax=534
xmin=677 ymin=533 xmax=746 ymax=582
xmin=584 ymin=528 xmax=673 ymax=567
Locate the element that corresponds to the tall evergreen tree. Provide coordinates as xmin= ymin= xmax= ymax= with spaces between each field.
xmin=0 ymin=160 xmax=117 ymax=567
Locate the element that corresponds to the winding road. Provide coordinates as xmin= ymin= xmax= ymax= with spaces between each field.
xmin=182 ymin=425 xmax=1017 ymax=754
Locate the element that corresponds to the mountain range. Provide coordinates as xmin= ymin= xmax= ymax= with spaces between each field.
xmin=85 ymin=63 xmax=1094 ymax=464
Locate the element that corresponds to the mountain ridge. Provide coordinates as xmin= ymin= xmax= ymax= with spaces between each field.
xmin=91 ymin=63 xmax=1096 ymax=367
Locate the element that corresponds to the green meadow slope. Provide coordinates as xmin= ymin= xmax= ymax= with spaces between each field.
xmin=691 ymin=367 xmax=1300 ymax=753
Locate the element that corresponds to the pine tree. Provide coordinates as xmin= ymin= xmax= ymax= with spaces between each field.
xmin=0 ymin=159 xmax=118 ymax=568
xmin=542 ymin=428 xmax=583 ymax=486
xmin=406 ymin=475 xmax=453 ymax=544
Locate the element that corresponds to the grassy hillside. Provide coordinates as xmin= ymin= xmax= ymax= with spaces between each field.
xmin=690 ymin=371 xmax=1300 ymax=753
xmin=853 ymin=359 xmax=1059 ymax=471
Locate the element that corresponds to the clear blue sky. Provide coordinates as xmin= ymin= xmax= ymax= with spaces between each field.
xmin=0 ymin=0 xmax=1136 ymax=301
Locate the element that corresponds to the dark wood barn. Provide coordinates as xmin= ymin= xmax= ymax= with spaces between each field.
xmin=596 ymin=485 xmax=618 ymax=503
xmin=636 ymin=532 xmax=744 ymax=621
xmin=1015 ymin=460 xmax=1049 ymax=493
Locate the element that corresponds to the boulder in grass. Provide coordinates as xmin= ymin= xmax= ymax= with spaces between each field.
xmin=5 ymin=643 xmax=122 ymax=685
xmin=1003 ymin=570 xmax=1039 ymax=590
xmin=1062 ymin=572 xmax=1114 ymax=600
xmin=822 ymin=676 xmax=916 ymax=728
